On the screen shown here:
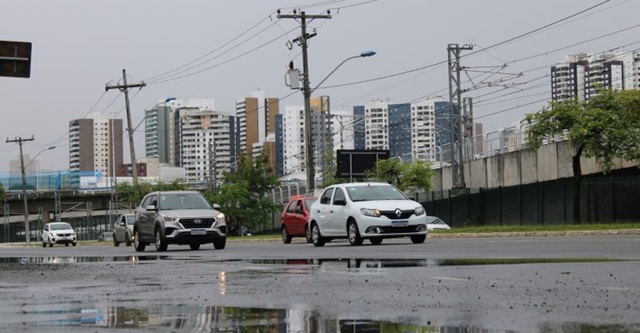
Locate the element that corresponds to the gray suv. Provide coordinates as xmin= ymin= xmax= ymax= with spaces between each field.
xmin=134 ymin=191 xmax=227 ymax=252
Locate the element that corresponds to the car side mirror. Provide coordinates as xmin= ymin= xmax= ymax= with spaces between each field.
xmin=147 ymin=204 xmax=157 ymax=211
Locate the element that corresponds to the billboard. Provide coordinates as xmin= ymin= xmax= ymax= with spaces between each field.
xmin=336 ymin=149 xmax=389 ymax=179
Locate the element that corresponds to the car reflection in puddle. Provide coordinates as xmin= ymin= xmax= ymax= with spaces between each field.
xmin=21 ymin=303 xmax=637 ymax=333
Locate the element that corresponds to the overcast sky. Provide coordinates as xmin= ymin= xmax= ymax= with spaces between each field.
xmin=1 ymin=0 xmax=637 ymax=172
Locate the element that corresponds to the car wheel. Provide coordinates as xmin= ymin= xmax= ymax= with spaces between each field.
xmin=189 ymin=243 xmax=200 ymax=250
xmin=65 ymin=243 xmax=69 ymax=247
xmin=311 ymin=223 xmax=325 ymax=247
xmin=410 ymin=235 xmax=426 ymax=244
xmin=348 ymin=221 xmax=363 ymax=246
xmin=369 ymin=238 xmax=383 ymax=245
xmin=155 ymin=228 xmax=168 ymax=252
xmin=125 ymin=232 xmax=132 ymax=246
xmin=305 ymin=224 xmax=312 ymax=243
xmin=281 ymin=226 xmax=292 ymax=244
xmin=213 ymin=237 xmax=226 ymax=250
xmin=42 ymin=241 xmax=46 ymax=248
xmin=133 ymin=229 xmax=146 ymax=252
xmin=72 ymin=242 xmax=77 ymax=247
xmin=48 ymin=238 xmax=53 ymax=247
xmin=113 ymin=233 xmax=120 ymax=247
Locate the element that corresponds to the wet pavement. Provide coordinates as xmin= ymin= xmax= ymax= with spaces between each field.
xmin=1 ymin=235 xmax=639 ymax=332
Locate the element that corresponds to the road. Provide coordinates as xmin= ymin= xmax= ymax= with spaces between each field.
xmin=1 ymin=235 xmax=639 ymax=332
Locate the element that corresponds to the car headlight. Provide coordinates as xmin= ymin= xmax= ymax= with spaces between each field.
xmin=216 ymin=213 xmax=226 ymax=223
xmin=360 ymin=208 xmax=381 ymax=217
xmin=415 ymin=206 xmax=425 ymax=216
xmin=163 ymin=215 xmax=178 ymax=222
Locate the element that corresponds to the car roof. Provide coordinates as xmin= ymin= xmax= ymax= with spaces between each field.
xmin=332 ymin=182 xmax=391 ymax=187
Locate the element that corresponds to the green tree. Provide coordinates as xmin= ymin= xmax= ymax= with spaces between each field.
xmin=116 ymin=179 xmax=186 ymax=206
xmin=0 ymin=183 xmax=5 ymax=203
xmin=366 ymin=158 xmax=434 ymax=192
xmin=205 ymin=151 xmax=279 ymax=234
xmin=525 ymin=89 xmax=640 ymax=223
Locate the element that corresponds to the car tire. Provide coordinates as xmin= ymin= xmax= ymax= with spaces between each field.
xmin=155 ymin=228 xmax=168 ymax=252
xmin=48 ymin=238 xmax=53 ymax=247
xmin=189 ymin=243 xmax=200 ymax=250
xmin=213 ymin=237 xmax=226 ymax=250
xmin=348 ymin=221 xmax=363 ymax=246
xmin=369 ymin=238 xmax=383 ymax=245
xmin=410 ymin=235 xmax=426 ymax=244
xmin=133 ymin=229 xmax=146 ymax=252
xmin=281 ymin=226 xmax=292 ymax=244
xmin=125 ymin=232 xmax=132 ymax=247
xmin=65 ymin=243 xmax=69 ymax=247
xmin=311 ymin=223 xmax=325 ymax=247
xmin=42 ymin=241 xmax=46 ymax=248
xmin=305 ymin=224 xmax=312 ymax=243
xmin=113 ymin=233 xmax=120 ymax=247
xmin=72 ymin=242 xmax=77 ymax=247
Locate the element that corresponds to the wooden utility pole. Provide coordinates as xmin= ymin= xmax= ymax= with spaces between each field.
xmin=105 ymin=69 xmax=146 ymax=187
xmin=6 ymin=135 xmax=34 ymax=245
xmin=278 ymin=9 xmax=331 ymax=193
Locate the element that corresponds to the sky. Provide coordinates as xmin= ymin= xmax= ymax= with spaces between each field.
xmin=1 ymin=0 xmax=638 ymax=173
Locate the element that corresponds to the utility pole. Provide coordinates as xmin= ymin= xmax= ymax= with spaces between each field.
xmin=278 ymin=9 xmax=331 ymax=192
xmin=105 ymin=69 xmax=146 ymax=187
xmin=447 ymin=43 xmax=472 ymax=190
xmin=6 ymin=135 xmax=34 ymax=246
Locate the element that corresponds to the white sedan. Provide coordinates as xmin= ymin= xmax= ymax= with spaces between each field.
xmin=42 ymin=222 xmax=77 ymax=247
xmin=427 ymin=216 xmax=451 ymax=230
xmin=308 ymin=182 xmax=428 ymax=246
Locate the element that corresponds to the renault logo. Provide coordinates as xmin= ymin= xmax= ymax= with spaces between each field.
xmin=395 ymin=209 xmax=402 ymax=217
xmin=193 ymin=219 xmax=203 ymax=224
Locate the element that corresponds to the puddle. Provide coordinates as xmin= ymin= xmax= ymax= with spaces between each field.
xmin=0 ymin=256 xmax=627 ymax=267
xmin=16 ymin=302 xmax=639 ymax=332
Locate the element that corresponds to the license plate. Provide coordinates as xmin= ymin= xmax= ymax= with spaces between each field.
xmin=191 ymin=229 xmax=207 ymax=235
xmin=392 ymin=220 xmax=408 ymax=227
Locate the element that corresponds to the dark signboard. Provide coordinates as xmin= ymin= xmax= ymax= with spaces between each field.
xmin=336 ymin=149 xmax=389 ymax=178
xmin=0 ymin=40 xmax=32 ymax=78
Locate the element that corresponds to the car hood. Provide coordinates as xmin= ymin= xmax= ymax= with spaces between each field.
xmin=158 ymin=209 xmax=222 ymax=218
xmin=351 ymin=200 xmax=421 ymax=210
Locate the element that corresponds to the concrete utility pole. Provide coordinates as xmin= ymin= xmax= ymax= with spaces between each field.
xmin=105 ymin=69 xmax=146 ymax=187
xmin=447 ymin=44 xmax=472 ymax=190
xmin=278 ymin=9 xmax=331 ymax=192
xmin=6 ymin=135 xmax=34 ymax=246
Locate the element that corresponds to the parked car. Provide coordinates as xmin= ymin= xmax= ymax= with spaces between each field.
xmin=112 ymin=213 xmax=136 ymax=247
xmin=134 ymin=191 xmax=227 ymax=252
xmin=426 ymin=216 xmax=451 ymax=230
xmin=42 ymin=222 xmax=77 ymax=247
xmin=308 ymin=182 xmax=428 ymax=246
xmin=281 ymin=195 xmax=317 ymax=244
xmin=97 ymin=231 xmax=114 ymax=242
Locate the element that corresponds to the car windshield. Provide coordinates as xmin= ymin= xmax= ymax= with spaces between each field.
xmin=304 ymin=198 xmax=316 ymax=208
xmin=50 ymin=223 xmax=72 ymax=230
xmin=124 ymin=215 xmax=135 ymax=224
xmin=159 ymin=193 xmax=211 ymax=210
xmin=346 ymin=185 xmax=407 ymax=202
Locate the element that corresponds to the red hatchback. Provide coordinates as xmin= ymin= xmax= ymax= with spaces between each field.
xmin=281 ymin=195 xmax=317 ymax=244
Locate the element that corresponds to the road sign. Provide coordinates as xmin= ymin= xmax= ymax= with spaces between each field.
xmin=336 ymin=149 xmax=390 ymax=178
xmin=0 ymin=40 xmax=32 ymax=78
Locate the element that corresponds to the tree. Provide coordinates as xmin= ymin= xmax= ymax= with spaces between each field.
xmin=366 ymin=158 xmax=434 ymax=192
xmin=0 ymin=183 xmax=5 ymax=203
xmin=205 ymin=151 xmax=279 ymax=234
xmin=525 ymin=89 xmax=640 ymax=223
xmin=116 ymin=179 xmax=186 ymax=206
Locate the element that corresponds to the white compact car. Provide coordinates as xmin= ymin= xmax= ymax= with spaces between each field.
xmin=42 ymin=222 xmax=77 ymax=247
xmin=308 ymin=182 xmax=428 ymax=246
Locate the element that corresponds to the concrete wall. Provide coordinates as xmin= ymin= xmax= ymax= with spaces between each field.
xmin=433 ymin=140 xmax=639 ymax=190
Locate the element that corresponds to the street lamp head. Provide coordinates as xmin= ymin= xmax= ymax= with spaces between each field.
xmin=47 ymin=146 xmax=56 ymax=150
xmin=360 ymin=51 xmax=376 ymax=57
xmin=165 ymin=97 xmax=177 ymax=103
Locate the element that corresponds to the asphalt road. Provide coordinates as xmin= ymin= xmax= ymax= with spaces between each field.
xmin=1 ymin=235 xmax=639 ymax=332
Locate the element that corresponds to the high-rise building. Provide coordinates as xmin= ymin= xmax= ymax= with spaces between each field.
xmin=235 ymin=90 xmax=279 ymax=159
xmin=145 ymin=98 xmax=182 ymax=164
xmin=172 ymin=107 xmax=234 ymax=184
xmin=364 ymin=99 xmax=392 ymax=151
xmin=68 ymin=114 xmax=123 ymax=177
xmin=551 ymin=51 xmax=640 ymax=103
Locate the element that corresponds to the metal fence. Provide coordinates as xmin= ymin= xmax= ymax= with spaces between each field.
xmin=421 ymin=172 xmax=640 ymax=227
